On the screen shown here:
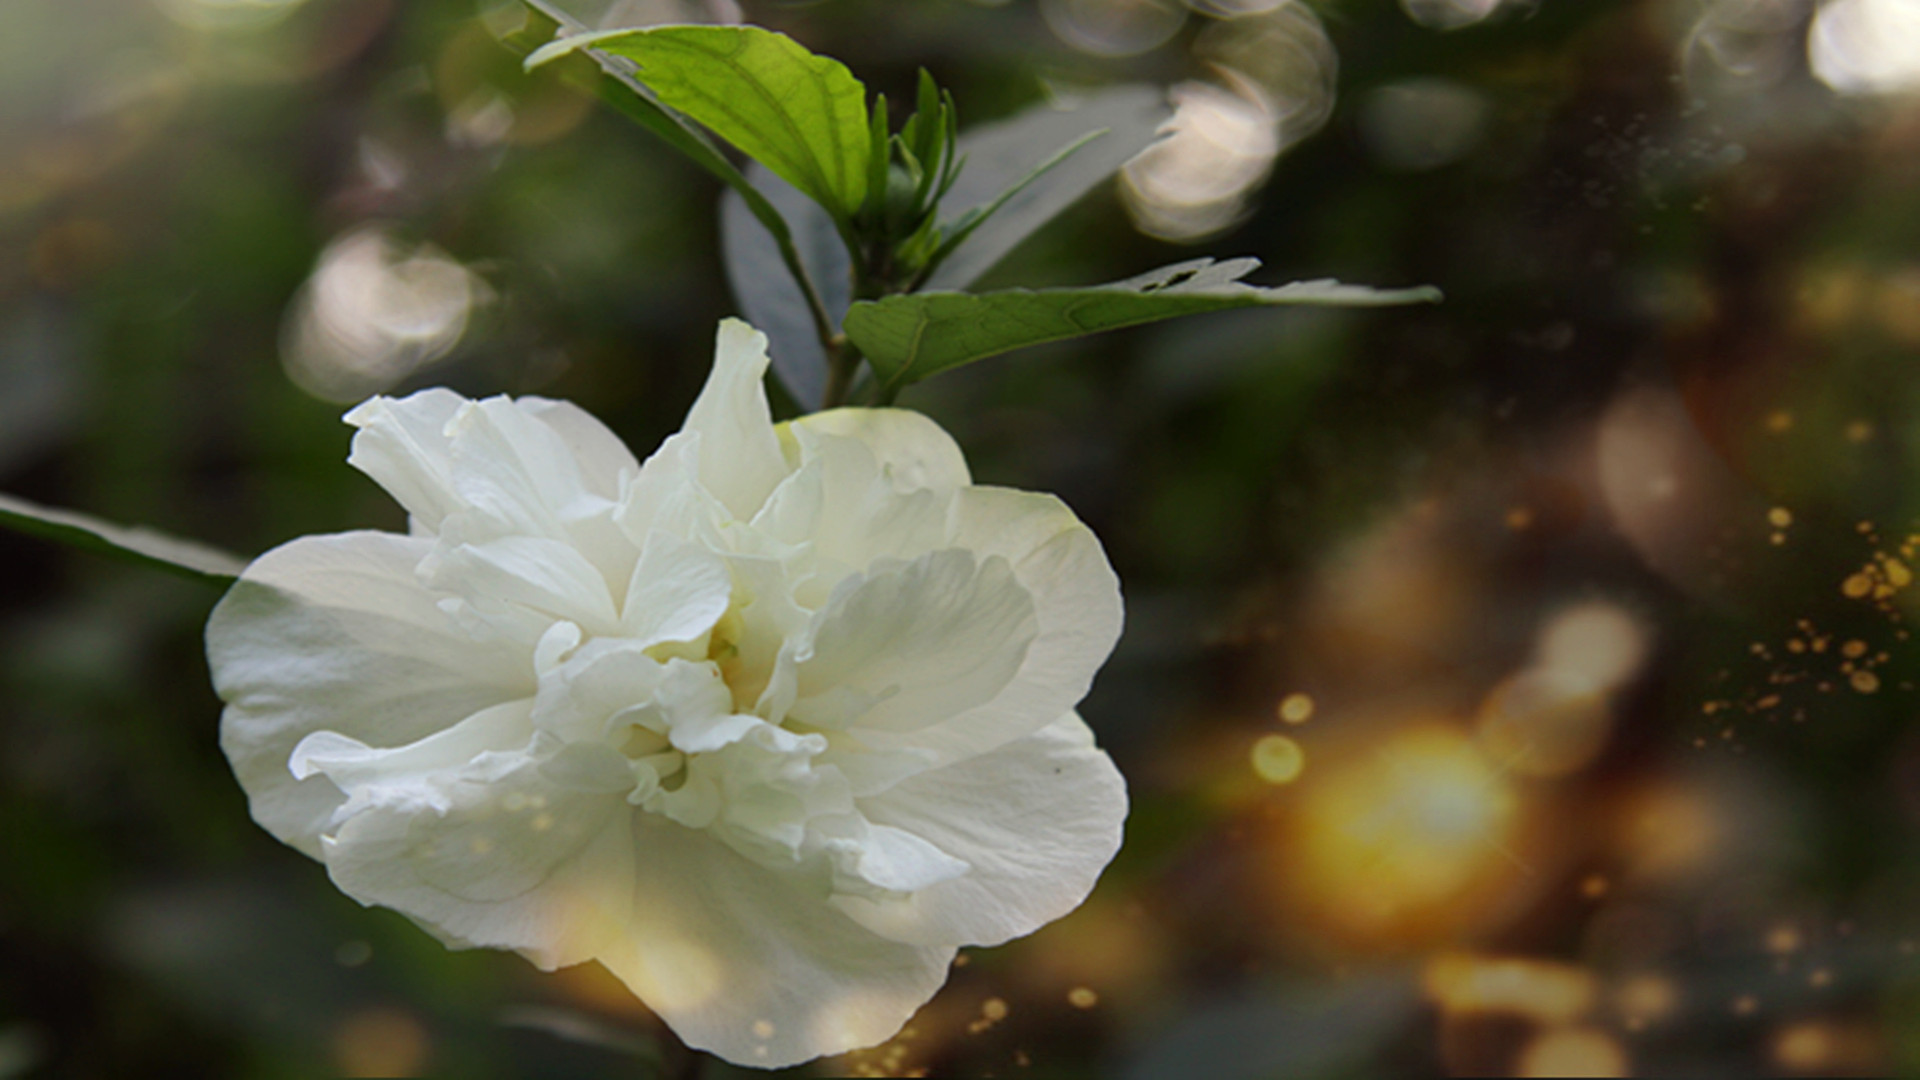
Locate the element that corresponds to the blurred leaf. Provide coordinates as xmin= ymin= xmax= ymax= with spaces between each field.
xmin=924 ymin=85 xmax=1171 ymax=291
xmin=530 ymin=25 xmax=872 ymax=223
xmin=1125 ymin=972 xmax=1419 ymax=1080
xmin=721 ymin=164 xmax=851 ymax=408
xmin=848 ymin=258 xmax=1442 ymax=392
xmin=0 ymin=492 xmax=246 ymax=583
xmin=497 ymin=1006 xmax=663 ymax=1066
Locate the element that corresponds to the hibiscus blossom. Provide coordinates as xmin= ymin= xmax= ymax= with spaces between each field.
xmin=207 ymin=319 xmax=1126 ymax=1067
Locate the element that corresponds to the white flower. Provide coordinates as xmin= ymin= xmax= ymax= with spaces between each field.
xmin=207 ymin=319 xmax=1126 ymax=1067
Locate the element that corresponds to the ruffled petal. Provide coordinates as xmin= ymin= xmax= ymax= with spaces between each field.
xmin=517 ymin=396 xmax=641 ymax=501
xmin=347 ymin=390 xmax=638 ymax=586
xmin=758 ymin=427 xmax=952 ymax=569
xmin=786 ymin=407 xmax=971 ymax=494
xmin=681 ymin=319 xmax=790 ymax=522
xmin=445 ymin=397 xmax=600 ymax=541
xmin=344 ymin=389 xmax=468 ymax=531
xmin=620 ymin=531 xmax=734 ymax=649
xmin=210 ymin=531 xmax=534 ymax=858
xmin=319 ymin=745 xmax=637 ymax=971
xmin=832 ymin=712 xmax=1126 ymax=947
xmin=599 ymin=815 xmax=955 ymax=1068
xmin=889 ymin=488 xmax=1124 ymax=764
xmin=290 ymin=698 xmax=534 ymax=823
xmin=425 ymin=535 xmax=622 ymax=635
xmin=789 ymin=549 xmax=1038 ymax=734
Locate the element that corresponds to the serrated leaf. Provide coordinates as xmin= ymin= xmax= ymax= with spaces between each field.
xmin=0 ymin=492 xmax=247 ymax=583
xmin=531 ymin=25 xmax=871 ymax=222
xmin=924 ymin=85 xmax=1171 ymax=291
xmin=846 ymin=258 xmax=1442 ymax=391
xmin=720 ymin=163 xmax=852 ymax=407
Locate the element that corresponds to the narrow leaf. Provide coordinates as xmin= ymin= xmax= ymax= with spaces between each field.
xmin=863 ymin=93 xmax=891 ymax=223
xmin=915 ymin=128 xmax=1105 ymax=287
xmin=721 ymin=163 xmax=852 ymax=406
xmin=531 ymin=25 xmax=871 ymax=220
xmin=924 ymin=85 xmax=1171 ymax=291
xmin=0 ymin=492 xmax=248 ymax=583
xmin=846 ymin=258 xmax=1442 ymax=391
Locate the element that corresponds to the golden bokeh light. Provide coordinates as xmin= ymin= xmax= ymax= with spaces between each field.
xmin=1293 ymin=726 xmax=1522 ymax=937
xmin=1475 ymin=667 xmax=1612 ymax=778
xmin=1278 ymin=693 xmax=1315 ymax=724
xmin=1536 ymin=602 xmax=1649 ymax=692
xmin=1772 ymin=1018 xmax=1885 ymax=1074
xmin=1618 ymin=783 xmax=1722 ymax=881
xmin=1423 ymin=953 xmax=1597 ymax=1024
xmin=1250 ymin=734 xmax=1306 ymax=785
xmin=1513 ymin=1025 xmax=1630 ymax=1079
xmin=1613 ymin=972 xmax=1680 ymax=1029
xmin=332 ymin=1007 xmax=430 ymax=1078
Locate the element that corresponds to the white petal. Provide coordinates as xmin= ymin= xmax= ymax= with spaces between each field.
xmin=832 ymin=712 xmax=1126 ymax=947
xmin=714 ymin=552 xmax=809 ymax=715
xmin=787 ymin=407 xmax=971 ymax=493
xmin=668 ymin=711 xmax=764 ymax=755
xmin=321 ymin=756 xmax=636 ymax=971
xmin=290 ymin=698 xmax=534 ymax=819
xmin=875 ymin=488 xmax=1123 ymax=765
xmin=446 ymin=397 xmax=596 ymax=540
xmin=825 ymin=821 xmax=971 ymax=898
xmin=620 ymin=531 xmax=734 ymax=649
xmin=345 ymin=389 xmax=468 ymax=532
xmin=210 ymin=531 xmax=533 ymax=858
xmin=517 ymin=396 xmax=641 ymax=500
xmin=598 ymin=815 xmax=955 ymax=1068
xmin=426 ymin=535 xmax=622 ymax=635
xmin=761 ymin=427 xmax=952 ymax=566
xmin=531 ymin=638 xmax=666 ymax=743
xmin=789 ymin=549 xmax=1038 ymax=733
xmin=537 ymin=740 xmax=638 ymax=795
xmin=680 ymin=319 xmax=790 ymax=521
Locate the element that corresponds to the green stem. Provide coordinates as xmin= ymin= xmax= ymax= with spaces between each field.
xmin=820 ymin=337 xmax=862 ymax=410
xmin=776 ymin=230 xmax=838 ymax=363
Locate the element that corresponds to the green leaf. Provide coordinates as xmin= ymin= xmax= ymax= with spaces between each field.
xmin=914 ymin=128 xmax=1105 ymax=287
xmin=925 ymin=85 xmax=1171 ymax=291
xmin=0 ymin=492 xmax=248 ymax=583
xmin=506 ymin=8 xmax=807 ymax=293
xmin=530 ymin=25 xmax=872 ymax=221
xmin=861 ymin=92 xmax=891 ymax=223
xmin=846 ymin=258 xmax=1443 ymax=392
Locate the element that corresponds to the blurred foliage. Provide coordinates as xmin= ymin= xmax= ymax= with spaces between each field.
xmin=5 ymin=0 xmax=1920 ymax=1076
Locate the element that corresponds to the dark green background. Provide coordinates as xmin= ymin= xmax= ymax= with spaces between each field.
xmin=3 ymin=0 xmax=1918 ymax=1075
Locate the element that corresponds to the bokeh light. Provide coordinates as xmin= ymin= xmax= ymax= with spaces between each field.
xmin=1040 ymin=0 xmax=1188 ymax=57
xmin=1294 ymin=726 xmax=1523 ymax=939
xmin=1121 ymin=1 xmax=1334 ymax=241
xmin=281 ymin=225 xmax=488 ymax=404
xmin=1122 ymin=76 xmax=1280 ymax=241
xmin=1399 ymin=0 xmax=1521 ymax=32
xmin=1809 ymin=0 xmax=1920 ymax=96
xmin=1513 ymin=1025 xmax=1630 ymax=1078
